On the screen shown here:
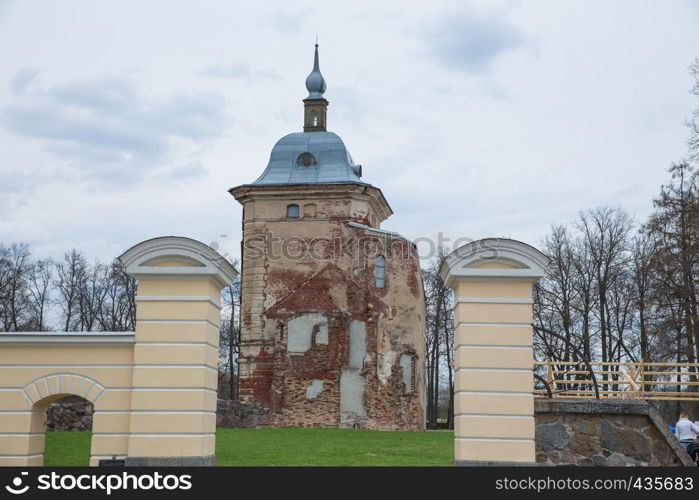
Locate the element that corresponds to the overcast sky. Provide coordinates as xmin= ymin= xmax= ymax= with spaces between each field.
xmin=1 ymin=0 xmax=698 ymax=264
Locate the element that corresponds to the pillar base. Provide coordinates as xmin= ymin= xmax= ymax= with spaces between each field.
xmin=125 ymin=456 xmax=216 ymax=466
xmin=455 ymin=460 xmax=538 ymax=467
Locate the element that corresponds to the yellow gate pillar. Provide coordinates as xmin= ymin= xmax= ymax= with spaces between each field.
xmin=119 ymin=236 xmax=237 ymax=466
xmin=440 ymin=238 xmax=548 ymax=466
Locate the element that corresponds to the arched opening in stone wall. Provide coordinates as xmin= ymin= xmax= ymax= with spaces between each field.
xmin=15 ymin=372 xmax=109 ymax=466
xmin=34 ymin=394 xmax=94 ymax=466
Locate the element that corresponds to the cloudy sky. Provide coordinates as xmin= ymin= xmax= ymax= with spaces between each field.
xmin=1 ymin=0 xmax=698 ymax=264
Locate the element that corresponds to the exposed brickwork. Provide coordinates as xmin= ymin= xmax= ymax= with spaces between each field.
xmin=364 ymin=348 xmax=422 ymax=430
xmin=231 ymin=184 xmax=426 ymax=430
xmin=278 ymin=378 xmax=341 ymax=427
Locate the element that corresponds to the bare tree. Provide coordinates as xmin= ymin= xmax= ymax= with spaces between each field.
xmin=0 ymin=244 xmax=32 ymax=332
xmin=27 ymin=259 xmax=54 ymax=331
xmin=77 ymin=262 xmax=109 ymax=331
xmin=534 ymin=159 xmax=698 ymax=420
xmin=688 ymin=59 xmax=699 ymax=162
xmin=632 ymin=233 xmax=654 ymax=365
xmin=422 ymin=251 xmax=454 ymax=428
xmin=55 ymin=250 xmax=87 ymax=331
xmin=98 ymin=260 xmax=136 ymax=332
xmin=576 ymin=206 xmax=634 ymax=365
xmin=0 ymin=245 xmax=11 ymax=331
xmin=218 ymin=260 xmax=240 ymax=400
xmin=570 ymin=237 xmax=597 ymax=363
xmin=535 ymin=207 xmax=636 ymax=374
xmin=536 ymin=225 xmax=579 ymax=362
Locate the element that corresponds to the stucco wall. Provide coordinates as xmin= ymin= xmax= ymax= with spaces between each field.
xmin=0 ymin=236 xmax=237 ymax=467
xmin=441 ymin=238 xmax=549 ymax=465
xmin=0 ymin=334 xmax=136 ymax=466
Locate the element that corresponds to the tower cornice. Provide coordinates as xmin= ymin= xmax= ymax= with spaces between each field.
xmin=229 ymin=183 xmax=393 ymax=224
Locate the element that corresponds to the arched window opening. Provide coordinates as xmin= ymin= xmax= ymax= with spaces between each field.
xmin=375 ymin=254 xmax=386 ymax=288
xmin=287 ymin=204 xmax=300 ymax=218
xmin=311 ymin=111 xmax=318 ymax=127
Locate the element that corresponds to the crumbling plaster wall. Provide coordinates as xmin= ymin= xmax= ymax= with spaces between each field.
xmin=236 ymin=187 xmax=425 ymax=430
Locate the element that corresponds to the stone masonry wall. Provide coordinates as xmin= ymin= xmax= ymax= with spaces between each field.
xmin=48 ymin=399 xmax=269 ymax=431
xmin=535 ymin=399 xmax=693 ymax=466
xmin=46 ymin=397 xmax=94 ymax=431
xmin=216 ymin=399 xmax=270 ymax=428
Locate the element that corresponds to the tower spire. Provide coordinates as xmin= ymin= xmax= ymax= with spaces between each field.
xmin=303 ymin=41 xmax=328 ymax=132
xmin=305 ymin=41 xmax=326 ymax=99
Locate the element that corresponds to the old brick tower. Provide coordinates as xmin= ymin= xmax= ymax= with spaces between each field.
xmin=229 ymin=44 xmax=426 ymax=430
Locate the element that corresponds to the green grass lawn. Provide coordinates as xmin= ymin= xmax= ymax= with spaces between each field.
xmin=44 ymin=431 xmax=93 ymax=466
xmin=44 ymin=428 xmax=453 ymax=466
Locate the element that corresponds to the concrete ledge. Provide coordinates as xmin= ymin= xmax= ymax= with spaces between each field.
xmin=536 ymin=398 xmax=650 ymax=415
xmin=124 ymin=455 xmax=216 ymax=466
xmin=455 ymin=460 xmax=537 ymax=467
xmin=0 ymin=332 xmax=135 ymax=347
xmin=535 ymin=399 xmax=694 ymax=467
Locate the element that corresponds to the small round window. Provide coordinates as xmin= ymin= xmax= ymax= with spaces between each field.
xmin=296 ymin=152 xmax=317 ymax=167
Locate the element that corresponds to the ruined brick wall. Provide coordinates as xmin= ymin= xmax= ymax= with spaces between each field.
xmin=232 ymin=184 xmax=425 ymax=430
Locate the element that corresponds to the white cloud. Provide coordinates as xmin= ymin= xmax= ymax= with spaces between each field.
xmin=2 ymin=72 xmax=229 ymax=184
xmin=0 ymin=0 xmax=697 ymax=264
xmin=424 ymin=4 xmax=529 ymax=73
xmin=199 ymin=61 xmax=281 ymax=80
xmin=11 ymin=66 xmax=41 ymax=94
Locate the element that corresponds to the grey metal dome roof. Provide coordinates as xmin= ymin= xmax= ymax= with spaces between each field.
xmin=251 ymin=131 xmax=366 ymax=186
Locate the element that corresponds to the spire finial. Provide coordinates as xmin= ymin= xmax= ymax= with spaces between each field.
xmin=305 ymin=40 xmax=326 ymax=98
xmin=303 ymin=42 xmax=328 ymax=132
